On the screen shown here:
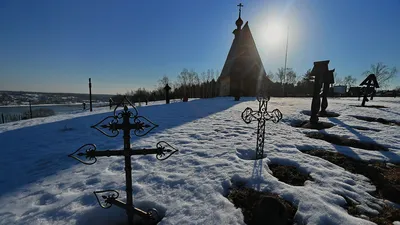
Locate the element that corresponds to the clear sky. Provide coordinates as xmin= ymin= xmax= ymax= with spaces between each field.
xmin=0 ymin=0 xmax=399 ymax=94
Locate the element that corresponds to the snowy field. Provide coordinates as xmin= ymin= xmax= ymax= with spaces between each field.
xmin=0 ymin=97 xmax=399 ymax=225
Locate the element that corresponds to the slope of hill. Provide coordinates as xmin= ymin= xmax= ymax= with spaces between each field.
xmin=0 ymin=97 xmax=399 ymax=225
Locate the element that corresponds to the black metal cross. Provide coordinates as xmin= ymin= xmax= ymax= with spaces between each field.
xmin=68 ymin=97 xmax=178 ymax=224
xmin=360 ymin=74 xmax=379 ymax=107
xmin=241 ymin=96 xmax=282 ymax=159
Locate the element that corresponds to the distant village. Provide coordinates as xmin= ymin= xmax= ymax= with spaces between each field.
xmin=0 ymin=91 xmax=113 ymax=106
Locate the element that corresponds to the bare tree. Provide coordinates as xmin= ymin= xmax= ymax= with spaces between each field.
xmin=343 ymin=75 xmax=357 ymax=89
xmin=286 ymin=69 xmax=297 ymax=84
xmin=266 ymin=70 xmax=274 ymax=82
xmin=276 ymin=67 xmax=296 ymax=84
xmin=206 ymin=69 xmax=211 ymax=98
xmin=334 ymin=72 xmax=344 ymax=86
xmin=194 ymin=73 xmax=200 ymax=98
xmin=201 ymin=72 xmax=207 ymax=98
xmin=276 ymin=67 xmax=286 ymax=84
xmin=177 ymin=69 xmax=189 ymax=98
xmin=362 ymin=62 xmax=398 ymax=88
xmin=158 ymin=75 xmax=169 ymax=89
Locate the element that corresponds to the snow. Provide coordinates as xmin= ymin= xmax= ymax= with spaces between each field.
xmin=0 ymin=97 xmax=399 ymax=225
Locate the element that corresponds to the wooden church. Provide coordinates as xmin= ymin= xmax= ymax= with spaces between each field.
xmin=218 ymin=4 xmax=271 ymax=97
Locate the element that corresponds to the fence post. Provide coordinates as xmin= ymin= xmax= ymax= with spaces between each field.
xmin=89 ymin=78 xmax=93 ymax=112
xmin=29 ymin=101 xmax=33 ymax=119
xmin=1 ymin=113 xmax=4 ymax=124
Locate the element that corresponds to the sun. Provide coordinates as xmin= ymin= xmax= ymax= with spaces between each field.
xmin=264 ymin=22 xmax=286 ymax=46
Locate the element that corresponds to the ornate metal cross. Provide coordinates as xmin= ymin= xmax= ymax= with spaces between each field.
xmin=68 ymin=97 xmax=178 ymax=224
xmin=241 ymin=96 xmax=282 ymax=159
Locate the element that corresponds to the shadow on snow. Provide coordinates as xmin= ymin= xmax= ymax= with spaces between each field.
xmin=0 ymin=98 xmax=241 ymax=195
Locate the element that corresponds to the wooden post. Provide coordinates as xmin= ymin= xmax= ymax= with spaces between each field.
xmin=29 ymin=101 xmax=33 ymax=119
xmin=164 ymin=84 xmax=171 ymax=104
xmin=89 ymin=78 xmax=93 ymax=112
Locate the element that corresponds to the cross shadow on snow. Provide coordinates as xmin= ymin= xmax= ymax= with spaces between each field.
xmin=327 ymin=117 xmax=400 ymax=162
xmin=377 ymin=107 xmax=400 ymax=117
xmin=251 ymin=159 xmax=263 ymax=191
xmin=0 ymin=98 xmax=240 ymax=195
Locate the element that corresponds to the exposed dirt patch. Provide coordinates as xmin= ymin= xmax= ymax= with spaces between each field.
xmin=305 ymin=132 xmax=388 ymax=151
xmin=352 ymin=105 xmax=388 ymax=109
xmin=227 ymin=184 xmax=297 ymax=225
xmin=342 ymin=196 xmax=400 ymax=225
xmin=291 ymin=120 xmax=335 ymax=130
xmin=268 ymin=164 xmax=313 ymax=186
xmin=301 ymin=110 xmax=340 ymax=117
xmin=352 ymin=115 xmax=400 ymax=126
xmin=302 ymin=149 xmax=400 ymax=205
xmin=350 ymin=126 xmax=381 ymax=132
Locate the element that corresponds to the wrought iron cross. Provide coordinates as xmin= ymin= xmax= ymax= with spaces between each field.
xmin=68 ymin=97 xmax=178 ymax=224
xmin=241 ymin=96 xmax=282 ymax=159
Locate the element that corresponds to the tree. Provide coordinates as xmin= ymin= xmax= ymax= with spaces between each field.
xmin=177 ymin=68 xmax=189 ymax=98
xmin=158 ymin=75 xmax=170 ymax=89
xmin=362 ymin=62 xmax=398 ymax=88
xmin=266 ymin=70 xmax=274 ymax=82
xmin=275 ymin=67 xmax=296 ymax=84
xmin=276 ymin=67 xmax=286 ymax=84
xmin=302 ymin=69 xmax=313 ymax=82
xmin=343 ymin=75 xmax=357 ymax=89
xmin=286 ymin=69 xmax=297 ymax=84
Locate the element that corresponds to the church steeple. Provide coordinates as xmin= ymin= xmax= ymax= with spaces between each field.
xmin=235 ymin=3 xmax=244 ymax=30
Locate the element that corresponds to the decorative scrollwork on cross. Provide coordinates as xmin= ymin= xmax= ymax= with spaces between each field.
xmin=68 ymin=144 xmax=97 ymax=165
xmin=156 ymin=141 xmax=179 ymax=161
xmin=241 ymin=96 xmax=282 ymax=159
xmin=94 ymin=190 xmax=120 ymax=209
xmin=68 ymin=96 xmax=178 ymax=225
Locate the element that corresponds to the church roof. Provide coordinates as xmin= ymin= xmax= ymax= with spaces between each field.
xmin=219 ymin=22 xmax=267 ymax=80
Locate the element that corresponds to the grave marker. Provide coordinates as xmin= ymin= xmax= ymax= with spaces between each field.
xmin=241 ymin=96 xmax=282 ymax=159
xmin=310 ymin=60 xmax=335 ymax=124
xmin=360 ymin=74 xmax=379 ymax=107
xmin=320 ymin=69 xmax=335 ymax=115
xmin=164 ymin=83 xmax=171 ymax=104
xmin=68 ymin=97 xmax=178 ymax=224
xmin=89 ymin=78 xmax=93 ymax=112
xmin=109 ymin=98 xmax=113 ymax=109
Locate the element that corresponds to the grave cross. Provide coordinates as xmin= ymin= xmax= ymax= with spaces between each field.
xmin=164 ymin=83 xmax=171 ymax=104
xmin=320 ymin=69 xmax=335 ymax=115
xmin=360 ymin=74 xmax=379 ymax=107
xmin=241 ymin=96 xmax=283 ymax=159
xmin=68 ymin=97 xmax=178 ymax=224
xmin=310 ymin=60 xmax=335 ymax=124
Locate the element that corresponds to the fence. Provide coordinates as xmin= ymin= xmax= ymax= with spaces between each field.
xmin=0 ymin=113 xmax=23 ymax=124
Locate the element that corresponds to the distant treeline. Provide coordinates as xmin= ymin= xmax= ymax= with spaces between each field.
xmin=111 ymin=63 xmax=399 ymax=102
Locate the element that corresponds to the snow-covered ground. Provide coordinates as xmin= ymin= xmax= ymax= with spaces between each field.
xmin=0 ymin=97 xmax=399 ymax=225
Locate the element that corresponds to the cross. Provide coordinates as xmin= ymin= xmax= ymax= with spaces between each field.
xmin=360 ymin=74 xmax=379 ymax=107
xmin=68 ymin=97 xmax=178 ymax=224
xmin=241 ymin=96 xmax=283 ymax=159
xmin=237 ymin=3 xmax=244 ymax=16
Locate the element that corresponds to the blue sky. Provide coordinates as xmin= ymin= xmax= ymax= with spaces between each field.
xmin=0 ymin=0 xmax=399 ymax=94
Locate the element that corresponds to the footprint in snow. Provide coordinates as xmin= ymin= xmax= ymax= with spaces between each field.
xmin=35 ymin=193 xmax=58 ymax=206
xmin=21 ymin=208 xmax=40 ymax=216
xmin=85 ymin=177 xmax=101 ymax=186
xmin=69 ymin=181 xmax=86 ymax=191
